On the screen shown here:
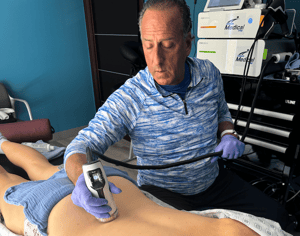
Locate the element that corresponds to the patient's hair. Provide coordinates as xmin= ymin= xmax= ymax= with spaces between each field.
xmin=138 ymin=0 xmax=192 ymax=39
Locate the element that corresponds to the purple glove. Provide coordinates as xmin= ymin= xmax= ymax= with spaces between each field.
xmin=211 ymin=135 xmax=245 ymax=163
xmin=71 ymin=173 xmax=122 ymax=218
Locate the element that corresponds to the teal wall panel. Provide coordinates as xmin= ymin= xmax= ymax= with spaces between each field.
xmin=0 ymin=0 xmax=95 ymax=132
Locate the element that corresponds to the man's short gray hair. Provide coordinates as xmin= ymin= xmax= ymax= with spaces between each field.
xmin=138 ymin=0 xmax=192 ymax=39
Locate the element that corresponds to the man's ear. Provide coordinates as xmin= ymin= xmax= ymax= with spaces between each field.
xmin=185 ymin=32 xmax=193 ymax=56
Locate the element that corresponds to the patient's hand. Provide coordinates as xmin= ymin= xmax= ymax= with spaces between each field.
xmin=71 ymin=173 xmax=122 ymax=218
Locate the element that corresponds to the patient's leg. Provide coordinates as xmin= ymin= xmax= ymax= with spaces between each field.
xmin=0 ymin=137 xmax=60 ymax=235
xmin=1 ymin=140 xmax=59 ymax=181
xmin=0 ymin=165 xmax=27 ymax=235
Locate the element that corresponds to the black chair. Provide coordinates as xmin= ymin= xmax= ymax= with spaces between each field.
xmin=112 ymin=41 xmax=147 ymax=93
xmin=120 ymin=41 xmax=146 ymax=77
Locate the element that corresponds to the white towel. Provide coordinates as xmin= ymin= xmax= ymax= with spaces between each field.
xmin=0 ymin=111 xmax=9 ymax=120
xmin=28 ymin=140 xmax=65 ymax=161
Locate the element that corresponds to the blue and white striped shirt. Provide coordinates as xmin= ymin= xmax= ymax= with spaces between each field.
xmin=64 ymin=57 xmax=233 ymax=195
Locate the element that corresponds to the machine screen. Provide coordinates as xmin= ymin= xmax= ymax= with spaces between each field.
xmin=204 ymin=0 xmax=244 ymax=11
xmin=207 ymin=0 xmax=242 ymax=8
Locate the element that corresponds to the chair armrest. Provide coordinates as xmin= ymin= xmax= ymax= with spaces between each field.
xmin=9 ymin=96 xmax=33 ymax=120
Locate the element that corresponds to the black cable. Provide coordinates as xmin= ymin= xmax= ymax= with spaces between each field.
xmin=234 ymin=41 xmax=257 ymax=130
xmin=249 ymin=177 xmax=269 ymax=185
xmin=266 ymin=0 xmax=273 ymax=8
xmin=293 ymin=25 xmax=299 ymax=52
xmin=98 ymin=151 xmax=223 ymax=170
xmin=234 ymin=24 xmax=263 ymax=129
xmin=241 ymin=56 xmax=276 ymax=141
xmin=287 ymin=189 xmax=300 ymax=203
xmin=234 ymin=11 xmax=271 ymax=137
xmin=234 ymin=13 xmax=268 ymax=130
xmin=241 ymin=151 xmax=256 ymax=157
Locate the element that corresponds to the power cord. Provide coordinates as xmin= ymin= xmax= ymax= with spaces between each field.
xmin=233 ymin=8 xmax=294 ymax=142
xmin=250 ymin=177 xmax=270 ymax=186
xmin=248 ymin=176 xmax=300 ymax=203
xmin=242 ymin=151 xmax=256 ymax=157
xmin=233 ymin=10 xmax=271 ymax=138
xmin=287 ymin=189 xmax=300 ymax=203
xmin=96 ymin=144 xmax=258 ymax=170
xmin=240 ymin=56 xmax=277 ymax=141
xmin=97 ymin=150 xmax=223 ymax=170
xmin=96 ymin=149 xmax=255 ymax=170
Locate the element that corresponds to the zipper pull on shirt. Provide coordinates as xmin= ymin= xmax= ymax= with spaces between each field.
xmin=159 ymin=62 xmax=191 ymax=114
xmin=159 ymin=62 xmax=191 ymax=100
xmin=182 ymin=98 xmax=188 ymax=115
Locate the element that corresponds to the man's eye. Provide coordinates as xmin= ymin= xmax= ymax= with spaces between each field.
xmin=144 ymin=43 xmax=153 ymax=49
xmin=163 ymin=42 xmax=174 ymax=49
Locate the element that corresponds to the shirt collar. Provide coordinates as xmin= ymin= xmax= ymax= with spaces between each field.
xmin=146 ymin=57 xmax=203 ymax=96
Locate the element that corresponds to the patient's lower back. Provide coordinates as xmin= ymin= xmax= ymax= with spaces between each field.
xmin=47 ymin=176 xmax=258 ymax=236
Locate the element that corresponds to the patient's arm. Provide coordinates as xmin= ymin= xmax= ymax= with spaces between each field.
xmin=0 ymin=140 xmax=61 ymax=235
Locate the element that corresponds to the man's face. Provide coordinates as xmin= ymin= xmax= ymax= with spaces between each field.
xmin=141 ymin=6 xmax=192 ymax=85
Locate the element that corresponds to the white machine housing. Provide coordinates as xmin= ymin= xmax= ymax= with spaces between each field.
xmin=198 ymin=9 xmax=263 ymax=39
xmin=198 ymin=8 xmax=296 ymax=39
xmin=197 ymin=39 xmax=295 ymax=77
xmin=197 ymin=2 xmax=296 ymax=78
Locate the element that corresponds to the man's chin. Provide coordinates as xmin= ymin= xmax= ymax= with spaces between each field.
xmin=153 ymin=73 xmax=173 ymax=85
xmin=154 ymin=78 xmax=172 ymax=85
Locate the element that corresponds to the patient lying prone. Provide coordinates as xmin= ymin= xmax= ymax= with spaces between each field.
xmin=0 ymin=135 xmax=290 ymax=236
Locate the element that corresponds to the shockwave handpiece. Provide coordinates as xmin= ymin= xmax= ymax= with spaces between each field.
xmin=82 ymin=147 xmax=118 ymax=222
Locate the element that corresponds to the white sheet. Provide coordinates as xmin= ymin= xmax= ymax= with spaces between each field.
xmin=142 ymin=190 xmax=293 ymax=236
xmin=190 ymin=209 xmax=292 ymax=236
xmin=0 ymin=222 xmax=21 ymax=236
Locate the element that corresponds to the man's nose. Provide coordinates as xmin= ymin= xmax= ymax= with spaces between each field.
xmin=153 ymin=45 xmax=164 ymax=67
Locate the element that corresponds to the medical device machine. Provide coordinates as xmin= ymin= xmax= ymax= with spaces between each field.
xmin=197 ymin=38 xmax=295 ymax=77
xmin=82 ymin=147 xmax=118 ymax=222
xmin=196 ymin=1 xmax=300 ymax=229
xmin=197 ymin=0 xmax=296 ymax=77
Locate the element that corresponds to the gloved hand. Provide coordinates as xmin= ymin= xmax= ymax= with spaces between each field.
xmin=71 ymin=173 xmax=122 ymax=218
xmin=211 ymin=135 xmax=245 ymax=163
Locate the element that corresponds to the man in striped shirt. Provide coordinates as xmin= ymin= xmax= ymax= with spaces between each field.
xmin=64 ymin=0 xmax=290 ymax=230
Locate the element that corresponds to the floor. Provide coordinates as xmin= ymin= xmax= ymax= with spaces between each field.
xmin=49 ymin=126 xmax=299 ymax=235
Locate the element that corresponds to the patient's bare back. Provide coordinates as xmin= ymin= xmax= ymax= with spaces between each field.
xmin=48 ymin=176 xmax=258 ymax=236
